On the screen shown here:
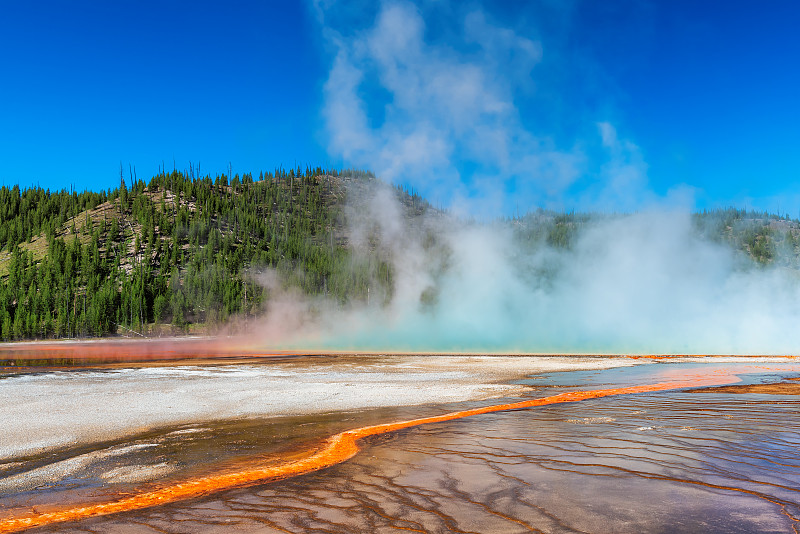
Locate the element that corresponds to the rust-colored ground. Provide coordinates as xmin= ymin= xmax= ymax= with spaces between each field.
xmin=691 ymin=377 xmax=800 ymax=395
xmin=0 ymin=369 xmax=742 ymax=533
xmin=2 ymin=341 xmax=799 ymax=533
xmin=0 ymin=338 xmax=286 ymax=364
xmin=2 ymin=337 xmax=797 ymax=367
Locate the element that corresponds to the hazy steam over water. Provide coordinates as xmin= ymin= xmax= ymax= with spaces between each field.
xmin=253 ymin=182 xmax=800 ymax=355
xmin=248 ymin=1 xmax=800 ymax=355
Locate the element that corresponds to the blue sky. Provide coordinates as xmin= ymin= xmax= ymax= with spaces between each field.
xmin=1 ymin=0 xmax=798 ymax=216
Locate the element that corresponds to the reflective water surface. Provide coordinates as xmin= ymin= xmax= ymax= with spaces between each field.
xmin=2 ymin=358 xmax=799 ymax=533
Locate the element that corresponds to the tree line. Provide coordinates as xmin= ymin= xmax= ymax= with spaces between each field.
xmin=2 ymin=167 xmax=798 ymax=341
xmin=0 ymin=167 xmax=393 ymax=340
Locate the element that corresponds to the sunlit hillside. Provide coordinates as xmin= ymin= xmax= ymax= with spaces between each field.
xmin=1 ymin=168 xmax=799 ymax=341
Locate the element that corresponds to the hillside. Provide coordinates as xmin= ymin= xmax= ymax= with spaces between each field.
xmin=511 ymin=207 xmax=800 ymax=268
xmin=1 ymin=168 xmax=799 ymax=341
xmin=0 ymin=168 xmax=415 ymax=340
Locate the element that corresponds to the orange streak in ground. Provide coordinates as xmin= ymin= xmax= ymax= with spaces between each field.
xmin=0 ymin=370 xmax=745 ymax=533
xmin=0 ymin=339 xmax=293 ymax=363
xmin=3 ymin=339 xmax=797 ymax=364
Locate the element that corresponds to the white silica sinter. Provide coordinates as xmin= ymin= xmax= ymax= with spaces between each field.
xmin=0 ymin=356 xmax=639 ymax=462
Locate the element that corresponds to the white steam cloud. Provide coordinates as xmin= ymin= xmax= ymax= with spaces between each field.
xmin=249 ymin=1 xmax=800 ymax=355
xmin=319 ymin=0 xmax=601 ymax=215
xmin=251 ymin=181 xmax=800 ymax=354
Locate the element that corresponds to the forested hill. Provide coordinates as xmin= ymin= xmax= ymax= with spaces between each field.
xmin=1 ymin=167 xmax=799 ymax=341
xmin=0 ymin=168 xmax=418 ymax=340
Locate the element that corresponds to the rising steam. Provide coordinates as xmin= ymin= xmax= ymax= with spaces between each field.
xmin=243 ymin=0 xmax=800 ymax=354
xmin=250 ymin=180 xmax=800 ymax=355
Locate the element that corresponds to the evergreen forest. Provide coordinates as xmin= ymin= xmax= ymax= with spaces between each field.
xmin=1 ymin=166 xmax=799 ymax=341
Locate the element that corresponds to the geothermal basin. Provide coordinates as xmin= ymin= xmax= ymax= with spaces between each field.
xmin=1 ymin=343 xmax=799 ymax=533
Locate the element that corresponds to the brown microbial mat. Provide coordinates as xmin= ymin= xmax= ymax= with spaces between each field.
xmin=691 ymin=377 xmax=800 ymax=395
xmin=1 ymin=349 xmax=799 ymax=533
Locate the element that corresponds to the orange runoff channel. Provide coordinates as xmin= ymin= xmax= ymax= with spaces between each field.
xmin=0 ymin=370 xmax=745 ymax=533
